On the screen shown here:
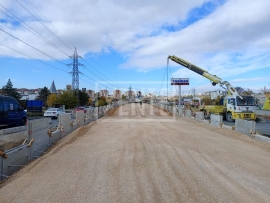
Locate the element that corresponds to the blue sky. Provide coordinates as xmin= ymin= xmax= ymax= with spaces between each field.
xmin=0 ymin=0 xmax=270 ymax=96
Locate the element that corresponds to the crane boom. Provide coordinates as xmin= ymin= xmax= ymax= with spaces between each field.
xmin=167 ymin=55 xmax=240 ymax=98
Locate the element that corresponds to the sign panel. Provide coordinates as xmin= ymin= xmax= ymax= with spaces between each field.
xmin=171 ymin=78 xmax=189 ymax=85
xmin=66 ymin=84 xmax=72 ymax=90
xmin=82 ymin=88 xmax=86 ymax=92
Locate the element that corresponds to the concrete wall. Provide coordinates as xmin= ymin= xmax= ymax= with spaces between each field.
xmin=235 ymin=119 xmax=256 ymax=138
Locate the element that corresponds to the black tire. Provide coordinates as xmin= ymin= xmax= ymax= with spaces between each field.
xmin=21 ymin=117 xmax=26 ymax=126
xmin=226 ymin=112 xmax=234 ymax=122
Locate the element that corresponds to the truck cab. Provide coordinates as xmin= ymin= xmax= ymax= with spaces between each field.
xmin=225 ymin=95 xmax=256 ymax=121
xmin=0 ymin=95 xmax=27 ymax=127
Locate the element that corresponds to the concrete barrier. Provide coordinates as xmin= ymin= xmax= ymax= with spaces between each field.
xmin=2 ymin=144 xmax=29 ymax=179
xmin=178 ymin=109 xmax=184 ymax=117
xmin=173 ymin=107 xmax=177 ymax=116
xmin=235 ymin=119 xmax=256 ymax=138
xmin=28 ymin=118 xmax=51 ymax=160
xmin=49 ymin=130 xmax=62 ymax=145
xmin=0 ymin=126 xmax=27 ymax=135
xmin=94 ymin=107 xmax=98 ymax=121
xmin=185 ymin=110 xmax=192 ymax=118
xmin=210 ymin=114 xmax=223 ymax=127
xmin=254 ymin=134 xmax=270 ymax=143
xmin=195 ymin=112 xmax=204 ymax=122
xmin=57 ymin=113 xmax=71 ymax=137
xmin=75 ymin=111 xmax=85 ymax=127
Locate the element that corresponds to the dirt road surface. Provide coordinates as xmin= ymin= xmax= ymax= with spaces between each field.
xmin=0 ymin=103 xmax=270 ymax=202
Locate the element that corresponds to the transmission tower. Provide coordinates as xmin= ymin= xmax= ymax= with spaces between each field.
xmin=67 ymin=48 xmax=84 ymax=90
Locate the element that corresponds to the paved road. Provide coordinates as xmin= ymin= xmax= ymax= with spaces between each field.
xmin=0 ymin=104 xmax=270 ymax=202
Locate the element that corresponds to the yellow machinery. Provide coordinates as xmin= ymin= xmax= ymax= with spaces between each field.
xmin=167 ymin=55 xmax=256 ymax=121
xmin=262 ymin=93 xmax=270 ymax=110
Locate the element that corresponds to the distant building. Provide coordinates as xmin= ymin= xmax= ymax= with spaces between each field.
xmin=49 ymin=80 xmax=57 ymax=94
xmin=86 ymin=90 xmax=95 ymax=98
xmin=125 ymin=91 xmax=135 ymax=99
xmin=202 ymin=90 xmax=225 ymax=99
xmin=113 ymin=90 xmax=122 ymax=100
xmin=99 ymin=89 xmax=109 ymax=98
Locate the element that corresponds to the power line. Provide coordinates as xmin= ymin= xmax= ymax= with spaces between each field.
xmin=15 ymin=0 xmax=125 ymax=90
xmin=0 ymin=28 xmax=67 ymax=66
xmin=0 ymin=43 xmax=68 ymax=73
xmin=0 ymin=4 xmax=70 ymax=57
xmin=15 ymin=0 xmax=73 ymax=51
xmin=26 ymin=0 xmax=76 ymax=48
xmin=82 ymin=57 xmax=126 ymax=89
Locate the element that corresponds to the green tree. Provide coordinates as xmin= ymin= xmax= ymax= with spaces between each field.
xmin=47 ymin=94 xmax=58 ymax=107
xmin=122 ymin=94 xmax=127 ymax=100
xmin=1 ymin=79 xmax=22 ymax=101
xmin=36 ymin=87 xmax=50 ymax=106
xmin=201 ymin=96 xmax=211 ymax=105
xmin=58 ymin=90 xmax=77 ymax=109
xmin=79 ymin=90 xmax=89 ymax=106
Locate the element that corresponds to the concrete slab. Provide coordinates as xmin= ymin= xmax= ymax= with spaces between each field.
xmin=235 ymin=119 xmax=256 ymax=138
xmin=210 ymin=114 xmax=223 ymax=127
xmin=178 ymin=109 xmax=184 ymax=117
xmin=49 ymin=130 xmax=62 ymax=145
xmin=185 ymin=110 xmax=192 ymax=118
xmin=57 ymin=113 xmax=71 ymax=137
xmin=2 ymin=144 xmax=29 ymax=179
xmin=195 ymin=112 xmax=204 ymax=122
xmin=75 ymin=111 xmax=85 ymax=127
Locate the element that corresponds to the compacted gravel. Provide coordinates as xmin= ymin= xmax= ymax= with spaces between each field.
xmin=0 ymin=103 xmax=270 ymax=203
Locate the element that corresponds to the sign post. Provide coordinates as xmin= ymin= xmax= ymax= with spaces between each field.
xmin=171 ymin=78 xmax=189 ymax=107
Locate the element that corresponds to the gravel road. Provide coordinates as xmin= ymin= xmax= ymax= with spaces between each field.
xmin=0 ymin=103 xmax=270 ymax=202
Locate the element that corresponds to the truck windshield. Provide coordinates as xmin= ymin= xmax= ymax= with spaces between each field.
xmin=236 ymin=96 xmax=255 ymax=106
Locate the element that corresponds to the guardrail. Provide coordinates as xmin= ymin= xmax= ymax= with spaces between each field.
xmin=0 ymin=101 xmax=127 ymax=181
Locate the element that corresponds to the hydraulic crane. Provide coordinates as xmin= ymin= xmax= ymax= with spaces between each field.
xmin=167 ymin=55 xmax=256 ymax=121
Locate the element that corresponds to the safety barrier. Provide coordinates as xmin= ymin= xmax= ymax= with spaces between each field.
xmin=153 ymin=103 xmax=270 ymax=143
xmin=0 ymin=102 xmax=125 ymax=181
xmin=210 ymin=114 xmax=223 ymax=127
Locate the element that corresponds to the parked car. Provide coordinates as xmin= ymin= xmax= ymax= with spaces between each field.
xmin=0 ymin=95 xmax=27 ymax=127
xmin=76 ymin=107 xmax=87 ymax=113
xmin=43 ymin=108 xmax=65 ymax=119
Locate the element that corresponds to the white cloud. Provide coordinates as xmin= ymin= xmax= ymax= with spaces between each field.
xmin=0 ymin=0 xmax=269 ymax=87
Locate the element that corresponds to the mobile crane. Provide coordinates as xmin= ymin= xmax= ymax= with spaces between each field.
xmin=167 ymin=55 xmax=256 ymax=121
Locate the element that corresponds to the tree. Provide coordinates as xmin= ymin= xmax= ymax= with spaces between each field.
xmin=79 ymin=90 xmax=89 ymax=106
xmin=235 ymin=86 xmax=244 ymax=95
xmin=260 ymin=86 xmax=270 ymax=94
xmin=242 ymin=88 xmax=254 ymax=96
xmin=122 ymin=94 xmax=127 ymax=100
xmin=1 ymin=79 xmax=22 ymax=101
xmin=36 ymin=87 xmax=50 ymax=106
xmin=58 ymin=90 xmax=77 ymax=109
xmin=201 ymin=96 xmax=211 ymax=105
xmin=88 ymin=98 xmax=93 ymax=105
xmin=47 ymin=94 xmax=58 ymax=107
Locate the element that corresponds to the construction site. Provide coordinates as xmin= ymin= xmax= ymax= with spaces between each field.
xmin=0 ymin=102 xmax=269 ymax=202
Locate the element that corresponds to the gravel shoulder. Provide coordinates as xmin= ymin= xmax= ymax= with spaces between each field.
xmin=0 ymin=103 xmax=270 ymax=202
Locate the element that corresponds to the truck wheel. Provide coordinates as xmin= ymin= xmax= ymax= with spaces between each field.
xmin=226 ymin=112 xmax=234 ymax=122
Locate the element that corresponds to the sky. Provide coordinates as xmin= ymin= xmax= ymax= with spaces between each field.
xmin=0 ymin=0 xmax=270 ymax=96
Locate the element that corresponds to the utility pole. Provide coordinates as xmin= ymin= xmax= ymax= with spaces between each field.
xmin=129 ymin=85 xmax=132 ymax=103
xmin=67 ymin=48 xmax=84 ymax=106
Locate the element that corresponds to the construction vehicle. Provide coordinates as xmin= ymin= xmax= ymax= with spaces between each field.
xmin=167 ymin=55 xmax=256 ymax=122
